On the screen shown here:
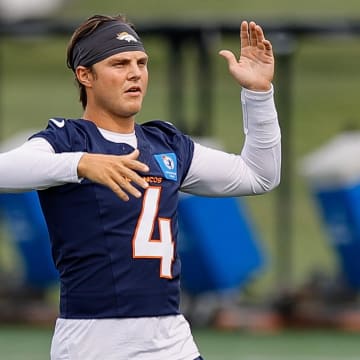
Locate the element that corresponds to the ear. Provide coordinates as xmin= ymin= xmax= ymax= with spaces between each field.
xmin=75 ymin=66 xmax=93 ymax=88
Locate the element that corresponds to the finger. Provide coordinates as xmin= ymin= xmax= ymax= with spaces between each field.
xmin=255 ymin=25 xmax=273 ymax=56
xmin=111 ymin=161 xmax=148 ymax=188
xmin=122 ymin=169 xmax=149 ymax=190
xmin=263 ymin=39 xmax=272 ymax=52
xmin=240 ymin=21 xmax=250 ymax=48
xmin=126 ymin=159 xmax=150 ymax=173
xmin=117 ymin=177 xmax=143 ymax=198
xmin=256 ymin=41 xmax=265 ymax=51
xmin=108 ymin=180 xmax=130 ymax=201
xmin=255 ymin=24 xmax=265 ymax=42
xmin=249 ymin=21 xmax=258 ymax=47
xmin=218 ymin=50 xmax=238 ymax=67
xmin=108 ymin=175 xmax=146 ymax=201
xmin=123 ymin=150 xmax=149 ymax=173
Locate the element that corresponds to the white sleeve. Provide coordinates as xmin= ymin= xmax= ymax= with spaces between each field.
xmin=180 ymin=85 xmax=281 ymax=196
xmin=0 ymin=137 xmax=84 ymax=192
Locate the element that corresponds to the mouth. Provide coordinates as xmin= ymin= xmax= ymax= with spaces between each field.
xmin=125 ymin=86 xmax=142 ymax=95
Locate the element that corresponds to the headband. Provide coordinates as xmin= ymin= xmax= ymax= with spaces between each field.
xmin=70 ymin=21 xmax=145 ymax=71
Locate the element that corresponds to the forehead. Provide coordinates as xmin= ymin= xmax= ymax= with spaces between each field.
xmin=103 ymin=51 xmax=148 ymax=63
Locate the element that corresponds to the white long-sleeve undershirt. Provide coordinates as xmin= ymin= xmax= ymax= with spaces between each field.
xmin=181 ymin=86 xmax=281 ymax=196
xmin=0 ymin=138 xmax=82 ymax=192
xmin=0 ymin=86 xmax=281 ymax=195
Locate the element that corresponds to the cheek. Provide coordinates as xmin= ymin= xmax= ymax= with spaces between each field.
xmin=142 ymin=71 xmax=149 ymax=93
xmin=100 ymin=69 xmax=125 ymax=86
xmin=104 ymin=75 xmax=123 ymax=89
xmin=93 ymin=78 xmax=121 ymax=106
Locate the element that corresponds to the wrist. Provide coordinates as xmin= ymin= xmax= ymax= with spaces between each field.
xmin=243 ymin=81 xmax=272 ymax=92
xmin=242 ymin=84 xmax=273 ymax=99
xmin=77 ymin=153 xmax=90 ymax=178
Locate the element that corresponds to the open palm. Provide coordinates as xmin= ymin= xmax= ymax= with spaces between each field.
xmin=219 ymin=21 xmax=274 ymax=91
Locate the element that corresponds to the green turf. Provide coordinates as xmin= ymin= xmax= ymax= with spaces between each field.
xmin=0 ymin=326 xmax=53 ymax=360
xmin=194 ymin=328 xmax=360 ymax=360
xmin=0 ymin=326 xmax=359 ymax=359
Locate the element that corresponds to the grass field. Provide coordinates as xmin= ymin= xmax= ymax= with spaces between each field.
xmin=0 ymin=325 xmax=359 ymax=360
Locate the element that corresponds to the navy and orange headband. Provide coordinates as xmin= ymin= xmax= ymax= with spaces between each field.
xmin=69 ymin=21 xmax=145 ymax=71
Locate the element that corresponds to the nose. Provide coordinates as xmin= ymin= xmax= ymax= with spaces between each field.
xmin=127 ymin=63 xmax=141 ymax=80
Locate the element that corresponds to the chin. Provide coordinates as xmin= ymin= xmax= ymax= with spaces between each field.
xmin=126 ymin=106 xmax=142 ymax=117
xmin=120 ymin=109 xmax=141 ymax=119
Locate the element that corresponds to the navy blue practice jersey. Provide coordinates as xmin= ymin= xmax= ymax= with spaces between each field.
xmin=31 ymin=119 xmax=194 ymax=319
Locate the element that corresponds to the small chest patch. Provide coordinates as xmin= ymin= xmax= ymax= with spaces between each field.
xmin=154 ymin=153 xmax=177 ymax=181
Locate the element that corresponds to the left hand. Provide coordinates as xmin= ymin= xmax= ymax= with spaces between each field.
xmin=219 ymin=21 xmax=274 ymax=91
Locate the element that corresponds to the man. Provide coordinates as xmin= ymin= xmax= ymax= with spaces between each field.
xmin=0 ymin=14 xmax=281 ymax=360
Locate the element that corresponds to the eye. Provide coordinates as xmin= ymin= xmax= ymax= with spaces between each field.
xmin=114 ymin=61 xmax=126 ymax=67
xmin=138 ymin=59 xmax=148 ymax=67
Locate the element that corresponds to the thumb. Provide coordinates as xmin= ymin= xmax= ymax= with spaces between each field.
xmin=219 ymin=50 xmax=237 ymax=67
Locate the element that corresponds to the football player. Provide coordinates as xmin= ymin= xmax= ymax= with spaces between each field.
xmin=0 ymin=14 xmax=280 ymax=360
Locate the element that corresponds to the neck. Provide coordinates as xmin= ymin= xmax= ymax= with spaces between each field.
xmin=82 ymin=108 xmax=135 ymax=133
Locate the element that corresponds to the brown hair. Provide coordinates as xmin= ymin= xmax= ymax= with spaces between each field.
xmin=66 ymin=14 xmax=135 ymax=109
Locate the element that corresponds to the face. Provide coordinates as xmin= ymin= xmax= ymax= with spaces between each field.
xmin=84 ymin=51 xmax=149 ymax=121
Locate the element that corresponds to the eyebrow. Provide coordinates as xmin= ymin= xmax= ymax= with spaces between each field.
xmin=108 ymin=55 xmax=148 ymax=63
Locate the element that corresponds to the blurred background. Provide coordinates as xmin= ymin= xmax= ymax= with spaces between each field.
xmin=1 ymin=0 xmax=360 ymax=359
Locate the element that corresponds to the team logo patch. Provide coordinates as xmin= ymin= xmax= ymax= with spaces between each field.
xmin=154 ymin=153 xmax=177 ymax=181
xmin=116 ymin=32 xmax=138 ymax=43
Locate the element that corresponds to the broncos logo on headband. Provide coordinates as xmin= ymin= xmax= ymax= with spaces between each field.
xmin=116 ymin=32 xmax=139 ymax=43
xmin=70 ymin=22 xmax=145 ymax=70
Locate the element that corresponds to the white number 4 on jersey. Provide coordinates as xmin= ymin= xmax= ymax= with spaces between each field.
xmin=132 ymin=186 xmax=174 ymax=278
